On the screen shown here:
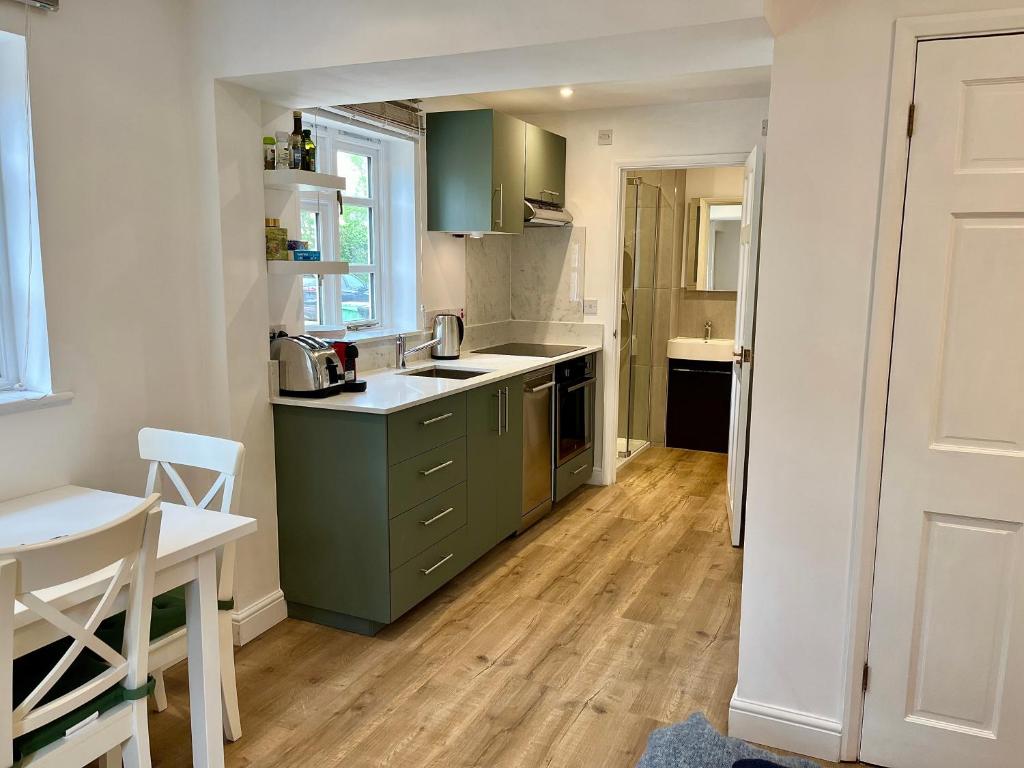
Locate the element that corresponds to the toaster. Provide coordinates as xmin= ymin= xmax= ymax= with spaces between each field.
xmin=270 ymin=335 xmax=344 ymax=397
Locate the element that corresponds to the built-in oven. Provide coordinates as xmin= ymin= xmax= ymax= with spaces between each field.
xmin=555 ymin=354 xmax=596 ymax=467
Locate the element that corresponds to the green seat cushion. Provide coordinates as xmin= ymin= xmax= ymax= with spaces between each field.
xmin=12 ymin=639 xmax=153 ymax=761
xmin=96 ymin=586 xmax=235 ymax=651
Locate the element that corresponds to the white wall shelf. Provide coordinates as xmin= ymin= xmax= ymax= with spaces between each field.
xmin=264 ymin=169 xmax=347 ymax=193
xmin=267 ymin=260 xmax=349 ymax=275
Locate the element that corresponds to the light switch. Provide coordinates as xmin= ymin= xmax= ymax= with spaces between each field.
xmin=583 ymin=298 xmax=599 ymax=315
xmin=597 ymin=129 xmax=613 ymax=146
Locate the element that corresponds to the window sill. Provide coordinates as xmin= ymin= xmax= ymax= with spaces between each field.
xmin=0 ymin=390 xmax=73 ymax=416
xmin=308 ymin=327 xmax=425 ymax=344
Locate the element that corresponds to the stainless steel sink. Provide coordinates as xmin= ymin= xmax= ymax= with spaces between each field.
xmin=402 ymin=367 xmax=490 ymax=380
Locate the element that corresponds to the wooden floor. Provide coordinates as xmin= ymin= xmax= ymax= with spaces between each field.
xmin=147 ymin=448 xmax=851 ymax=767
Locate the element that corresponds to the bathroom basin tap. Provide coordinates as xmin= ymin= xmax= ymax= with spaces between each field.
xmin=396 ymin=333 xmax=442 ymax=368
xmin=704 ymin=320 xmax=713 ymax=341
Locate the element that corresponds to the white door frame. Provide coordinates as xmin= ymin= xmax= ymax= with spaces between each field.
xmin=604 ymin=152 xmax=750 ymax=484
xmin=843 ymin=8 xmax=1024 ymax=761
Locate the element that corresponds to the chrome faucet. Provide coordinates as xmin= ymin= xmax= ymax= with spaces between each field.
xmin=704 ymin=320 xmax=713 ymax=341
xmin=396 ymin=333 xmax=441 ymax=369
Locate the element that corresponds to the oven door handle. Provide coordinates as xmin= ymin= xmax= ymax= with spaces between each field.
xmin=565 ymin=377 xmax=596 ymax=394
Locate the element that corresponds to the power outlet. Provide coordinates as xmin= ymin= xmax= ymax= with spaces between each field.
xmin=583 ymin=298 xmax=599 ymax=316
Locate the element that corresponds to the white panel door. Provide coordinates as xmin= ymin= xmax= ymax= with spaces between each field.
xmin=861 ymin=33 xmax=1024 ymax=768
xmin=726 ymin=145 xmax=764 ymax=546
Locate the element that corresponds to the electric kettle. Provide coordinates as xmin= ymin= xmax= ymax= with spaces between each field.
xmin=431 ymin=313 xmax=464 ymax=360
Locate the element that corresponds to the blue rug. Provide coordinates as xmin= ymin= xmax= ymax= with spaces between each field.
xmin=636 ymin=713 xmax=820 ymax=768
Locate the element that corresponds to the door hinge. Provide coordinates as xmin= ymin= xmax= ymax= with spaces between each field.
xmin=906 ymin=103 xmax=915 ymax=139
xmin=761 ymin=118 xmax=769 ymax=137
xmin=743 ymin=348 xmax=753 ymax=364
xmin=862 ymin=662 xmax=871 ymax=692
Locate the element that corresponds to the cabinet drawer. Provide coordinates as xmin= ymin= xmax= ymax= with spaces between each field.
xmin=388 ymin=394 xmax=466 ymax=466
xmin=389 ymin=483 xmax=467 ymax=568
xmin=390 ymin=525 xmax=468 ymax=621
xmin=389 ymin=438 xmax=467 ymax=517
xmin=555 ymin=447 xmax=594 ymax=502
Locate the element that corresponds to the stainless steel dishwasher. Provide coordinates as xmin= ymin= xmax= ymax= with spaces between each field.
xmin=521 ymin=367 xmax=555 ymax=532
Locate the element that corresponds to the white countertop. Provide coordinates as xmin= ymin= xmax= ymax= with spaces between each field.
xmin=270 ymin=344 xmax=602 ymax=414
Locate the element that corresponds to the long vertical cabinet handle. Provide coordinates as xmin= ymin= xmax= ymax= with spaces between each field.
xmin=497 ymin=387 xmax=504 ymax=436
xmin=496 ymin=183 xmax=504 ymax=230
xmin=504 ymin=386 xmax=510 ymax=438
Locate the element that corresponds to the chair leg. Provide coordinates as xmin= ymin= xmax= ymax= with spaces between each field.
xmin=121 ymin=701 xmax=151 ymax=768
xmin=98 ymin=746 xmax=123 ymax=768
xmin=219 ymin=610 xmax=242 ymax=742
xmin=151 ymin=669 xmax=168 ymax=713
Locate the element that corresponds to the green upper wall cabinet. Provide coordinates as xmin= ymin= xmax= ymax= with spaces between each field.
xmin=525 ymin=124 xmax=566 ymax=205
xmin=426 ymin=109 xmax=525 ymax=235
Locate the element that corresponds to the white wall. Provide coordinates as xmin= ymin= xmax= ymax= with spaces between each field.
xmin=523 ymin=99 xmax=768 ymax=479
xmin=0 ymin=2 xmax=211 ymax=500
xmin=732 ymin=0 xmax=1024 ymax=760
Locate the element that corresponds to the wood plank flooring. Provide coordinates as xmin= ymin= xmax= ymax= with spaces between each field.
xmin=147 ymin=448 xmax=854 ymax=767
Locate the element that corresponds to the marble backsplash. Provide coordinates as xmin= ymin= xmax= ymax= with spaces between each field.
xmin=510 ymin=227 xmax=585 ymax=323
xmin=465 ymin=227 xmax=586 ymax=326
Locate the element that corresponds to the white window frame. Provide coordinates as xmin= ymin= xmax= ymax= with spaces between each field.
xmin=0 ymin=158 xmax=18 ymax=391
xmin=301 ymin=126 xmax=388 ymax=331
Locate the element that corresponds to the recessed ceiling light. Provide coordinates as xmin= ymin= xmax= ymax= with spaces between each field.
xmin=559 ymin=87 xmax=574 ymax=98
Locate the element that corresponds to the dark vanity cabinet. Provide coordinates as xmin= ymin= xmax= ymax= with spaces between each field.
xmin=666 ymin=360 xmax=732 ymax=453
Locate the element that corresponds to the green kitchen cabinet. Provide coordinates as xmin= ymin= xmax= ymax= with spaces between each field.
xmin=466 ymin=376 xmax=524 ymax=562
xmin=525 ymin=123 xmax=567 ymax=205
xmin=426 ymin=109 xmax=525 ymax=235
xmin=273 ymin=378 xmax=525 ymax=636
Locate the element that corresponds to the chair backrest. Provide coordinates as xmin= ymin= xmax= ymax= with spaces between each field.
xmin=138 ymin=428 xmax=244 ymax=602
xmin=0 ymin=495 xmax=161 ymax=762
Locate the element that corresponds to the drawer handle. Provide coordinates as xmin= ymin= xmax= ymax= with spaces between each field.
xmin=420 ymin=459 xmax=454 ymax=476
xmin=528 ymin=381 xmax=554 ymax=393
xmin=571 ymin=464 xmax=589 ymax=476
xmin=421 ymin=412 xmax=454 ymax=426
xmin=420 ymin=507 xmax=455 ymax=526
xmin=421 ymin=553 xmax=454 ymax=575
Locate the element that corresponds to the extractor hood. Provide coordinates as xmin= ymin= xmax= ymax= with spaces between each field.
xmin=524 ymin=200 xmax=573 ymax=227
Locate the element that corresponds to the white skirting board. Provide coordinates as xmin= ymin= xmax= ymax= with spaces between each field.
xmin=728 ymin=690 xmax=843 ymax=762
xmin=231 ymin=589 xmax=288 ymax=646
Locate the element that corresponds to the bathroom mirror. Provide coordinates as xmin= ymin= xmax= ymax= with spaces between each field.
xmin=683 ymin=196 xmax=743 ymax=292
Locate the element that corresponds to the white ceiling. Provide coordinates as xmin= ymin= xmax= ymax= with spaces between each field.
xmin=228 ymin=20 xmax=773 ymax=110
xmin=420 ymin=66 xmax=771 ymax=115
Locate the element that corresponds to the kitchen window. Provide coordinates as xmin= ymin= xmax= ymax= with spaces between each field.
xmin=301 ymin=129 xmax=387 ymax=331
xmin=0 ymin=28 xmax=52 ymax=402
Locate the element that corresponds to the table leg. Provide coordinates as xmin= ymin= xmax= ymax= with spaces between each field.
xmin=185 ymin=551 xmax=225 ymax=768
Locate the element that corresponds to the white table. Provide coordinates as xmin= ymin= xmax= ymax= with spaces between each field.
xmin=0 ymin=485 xmax=257 ymax=768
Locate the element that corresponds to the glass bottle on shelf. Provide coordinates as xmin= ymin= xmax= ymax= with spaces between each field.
xmin=275 ymin=131 xmax=290 ymax=169
xmin=288 ymin=111 xmax=303 ymax=170
xmin=302 ymin=129 xmax=316 ymax=171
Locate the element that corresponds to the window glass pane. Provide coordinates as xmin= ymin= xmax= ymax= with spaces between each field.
xmin=337 ymin=151 xmax=371 ymax=197
xmin=302 ymin=275 xmax=322 ymax=324
xmin=299 ymin=208 xmax=319 ymax=250
xmin=339 ymin=205 xmax=372 ymax=265
xmin=327 ymin=272 xmax=375 ymax=324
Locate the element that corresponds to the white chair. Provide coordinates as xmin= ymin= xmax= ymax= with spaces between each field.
xmin=1 ymin=495 xmax=162 ymax=768
xmin=137 ymin=427 xmax=245 ymax=742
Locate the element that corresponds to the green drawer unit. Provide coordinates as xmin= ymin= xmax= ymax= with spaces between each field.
xmin=273 ymin=373 xmax=536 ymax=636
xmin=389 ymin=483 xmax=467 ymax=569
xmin=387 ymin=393 xmax=466 ymax=465
xmin=390 ymin=526 xmax=469 ymax=621
xmin=388 ymin=437 xmax=466 ymax=518
xmin=555 ymin=447 xmax=594 ymax=502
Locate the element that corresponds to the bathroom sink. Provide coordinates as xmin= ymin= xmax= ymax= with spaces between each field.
xmin=667 ymin=337 xmax=734 ymax=363
xmin=402 ymin=367 xmax=491 ymax=380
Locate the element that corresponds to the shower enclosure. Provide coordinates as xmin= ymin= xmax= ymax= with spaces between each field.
xmin=618 ymin=175 xmax=660 ymax=460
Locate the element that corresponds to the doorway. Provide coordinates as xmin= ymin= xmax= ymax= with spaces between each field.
xmin=612 ymin=157 xmax=764 ymax=551
xmin=860 ymin=30 xmax=1024 ymax=768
